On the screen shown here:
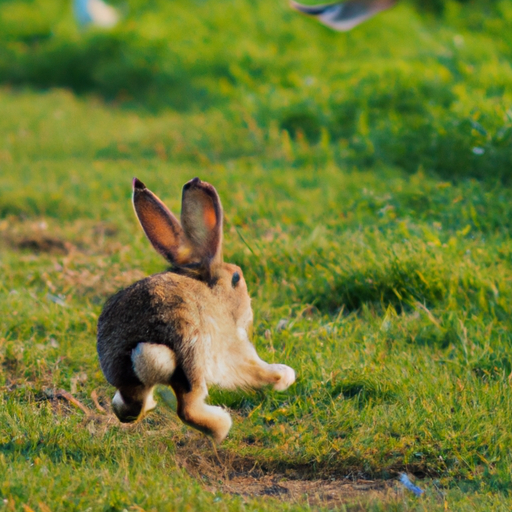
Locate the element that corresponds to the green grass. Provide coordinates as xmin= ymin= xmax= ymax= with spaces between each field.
xmin=1 ymin=0 xmax=512 ymax=510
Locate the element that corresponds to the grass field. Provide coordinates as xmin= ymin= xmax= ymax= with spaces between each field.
xmin=1 ymin=0 xmax=512 ymax=510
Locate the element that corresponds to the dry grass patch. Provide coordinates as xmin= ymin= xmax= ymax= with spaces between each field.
xmin=1 ymin=216 xmax=146 ymax=301
xmin=210 ymin=474 xmax=399 ymax=510
xmin=0 ymin=217 xmax=120 ymax=255
xmin=175 ymin=438 xmax=405 ymax=509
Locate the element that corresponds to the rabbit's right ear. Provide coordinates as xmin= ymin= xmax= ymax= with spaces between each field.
xmin=180 ymin=177 xmax=223 ymax=270
xmin=132 ymin=178 xmax=187 ymax=265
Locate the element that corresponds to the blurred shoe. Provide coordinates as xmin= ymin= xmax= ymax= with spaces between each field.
xmin=290 ymin=0 xmax=397 ymax=31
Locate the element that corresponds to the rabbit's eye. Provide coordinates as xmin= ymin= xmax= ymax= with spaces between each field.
xmin=231 ymin=272 xmax=241 ymax=288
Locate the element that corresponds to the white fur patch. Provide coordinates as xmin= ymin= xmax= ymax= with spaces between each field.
xmin=143 ymin=388 xmax=157 ymax=413
xmin=199 ymin=404 xmax=232 ymax=443
xmin=132 ymin=343 xmax=177 ymax=386
xmin=237 ymin=306 xmax=253 ymax=331
xmin=206 ymin=316 xmax=219 ymax=327
xmin=236 ymin=327 xmax=249 ymax=342
xmin=112 ymin=390 xmax=125 ymax=408
xmin=271 ymin=364 xmax=296 ymax=391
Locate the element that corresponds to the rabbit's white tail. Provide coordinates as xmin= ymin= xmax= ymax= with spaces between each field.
xmin=131 ymin=343 xmax=177 ymax=386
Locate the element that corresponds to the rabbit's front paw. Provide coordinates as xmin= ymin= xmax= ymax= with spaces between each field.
xmin=272 ymin=364 xmax=296 ymax=391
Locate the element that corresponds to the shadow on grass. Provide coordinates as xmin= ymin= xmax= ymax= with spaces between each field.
xmin=326 ymin=372 xmax=397 ymax=404
xmin=303 ymin=257 xmax=447 ymax=315
xmin=0 ymin=32 xmax=228 ymax=113
xmin=0 ymin=427 xmax=430 ymax=480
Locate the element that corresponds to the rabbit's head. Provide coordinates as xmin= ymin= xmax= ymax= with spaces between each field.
xmin=132 ymin=177 xmax=252 ymax=331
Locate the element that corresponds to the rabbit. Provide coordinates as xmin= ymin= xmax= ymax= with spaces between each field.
xmin=97 ymin=177 xmax=296 ymax=443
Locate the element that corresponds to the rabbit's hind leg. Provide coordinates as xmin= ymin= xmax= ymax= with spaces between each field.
xmin=171 ymin=371 xmax=232 ymax=443
xmin=240 ymin=360 xmax=296 ymax=391
xmin=111 ymin=342 xmax=178 ymax=422
xmin=263 ymin=363 xmax=296 ymax=391
xmin=112 ymin=385 xmax=154 ymax=423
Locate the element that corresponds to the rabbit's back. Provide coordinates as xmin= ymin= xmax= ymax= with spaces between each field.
xmin=97 ymin=271 xmax=206 ymax=388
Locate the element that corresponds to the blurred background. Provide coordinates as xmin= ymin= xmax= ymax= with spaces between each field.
xmin=0 ymin=0 xmax=510 ymax=189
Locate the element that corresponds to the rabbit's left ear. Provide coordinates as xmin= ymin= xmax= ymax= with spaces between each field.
xmin=132 ymin=178 xmax=187 ymax=265
xmin=180 ymin=177 xmax=223 ymax=271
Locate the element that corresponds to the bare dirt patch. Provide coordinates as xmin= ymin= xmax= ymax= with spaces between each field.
xmin=208 ymin=474 xmax=398 ymax=509
xmin=174 ymin=439 xmax=407 ymax=509
xmin=1 ymin=218 xmax=73 ymax=254
xmin=1 ymin=216 xmax=146 ymax=300
xmin=0 ymin=217 xmax=119 ymax=256
xmin=16 ymin=236 xmax=72 ymax=255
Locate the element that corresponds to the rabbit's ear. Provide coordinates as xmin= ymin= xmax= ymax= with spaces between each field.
xmin=132 ymin=178 xmax=188 ymax=265
xmin=180 ymin=177 xmax=223 ymax=270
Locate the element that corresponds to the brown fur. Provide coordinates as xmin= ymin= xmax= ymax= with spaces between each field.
xmin=97 ymin=178 xmax=295 ymax=442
